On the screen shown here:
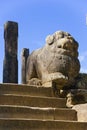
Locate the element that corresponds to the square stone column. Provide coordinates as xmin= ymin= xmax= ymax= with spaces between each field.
xmin=3 ymin=21 xmax=18 ymax=83
xmin=21 ymin=48 xmax=29 ymax=84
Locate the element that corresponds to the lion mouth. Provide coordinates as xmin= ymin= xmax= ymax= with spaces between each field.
xmin=54 ymin=48 xmax=78 ymax=57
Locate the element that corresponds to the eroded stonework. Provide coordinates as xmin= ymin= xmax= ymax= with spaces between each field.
xmin=26 ymin=31 xmax=80 ymax=90
xmin=3 ymin=21 xmax=18 ymax=83
xmin=66 ymin=73 xmax=87 ymax=107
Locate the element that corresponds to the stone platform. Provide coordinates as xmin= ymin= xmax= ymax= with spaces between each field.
xmin=0 ymin=83 xmax=87 ymax=130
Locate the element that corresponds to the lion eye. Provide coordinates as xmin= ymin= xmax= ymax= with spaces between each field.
xmin=58 ymin=45 xmax=61 ymax=48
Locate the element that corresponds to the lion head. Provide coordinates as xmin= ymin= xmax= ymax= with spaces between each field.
xmin=45 ymin=31 xmax=79 ymax=58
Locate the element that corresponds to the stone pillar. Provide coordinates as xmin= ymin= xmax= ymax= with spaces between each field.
xmin=3 ymin=21 xmax=18 ymax=83
xmin=21 ymin=48 xmax=29 ymax=84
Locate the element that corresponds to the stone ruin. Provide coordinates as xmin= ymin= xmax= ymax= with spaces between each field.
xmin=3 ymin=21 xmax=87 ymax=107
xmin=3 ymin=21 xmax=18 ymax=83
xmin=26 ymin=31 xmax=80 ymax=87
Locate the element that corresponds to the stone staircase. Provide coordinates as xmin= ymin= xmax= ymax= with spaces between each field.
xmin=0 ymin=83 xmax=87 ymax=130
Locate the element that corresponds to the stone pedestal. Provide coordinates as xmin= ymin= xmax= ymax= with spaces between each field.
xmin=3 ymin=21 xmax=18 ymax=83
xmin=21 ymin=48 xmax=29 ymax=84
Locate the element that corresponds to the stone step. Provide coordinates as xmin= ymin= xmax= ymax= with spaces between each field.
xmin=0 ymin=105 xmax=77 ymax=121
xmin=0 ymin=83 xmax=53 ymax=97
xmin=0 ymin=118 xmax=87 ymax=130
xmin=0 ymin=94 xmax=66 ymax=108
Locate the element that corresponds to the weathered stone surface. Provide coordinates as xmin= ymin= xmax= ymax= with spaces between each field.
xmin=72 ymin=104 xmax=87 ymax=122
xmin=66 ymin=89 xmax=87 ymax=107
xmin=66 ymin=73 xmax=87 ymax=107
xmin=3 ymin=21 xmax=18 ymax=83
xmin=0 ymin=105 xmax=77 ymax=121
xmin=76 ymin=73 xmax=87 ymax=89
xmin=0 ymin=83 xmax=87 ymax=128
xmin=21 ymin=48 xmax=29 ymax=84
xmin=0 ymin=119 xmax=87 ymax=130
xmin=26 ymin=31 xmax=80 ymax=90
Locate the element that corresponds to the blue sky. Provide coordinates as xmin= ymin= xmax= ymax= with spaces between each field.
xmin=0 ymin=0 xmax=87 ymax=83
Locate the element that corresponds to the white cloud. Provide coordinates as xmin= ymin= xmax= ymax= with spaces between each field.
xmin=79 ymin=51 xmax=87 ymax=74
xmin=79 ymin=51 xmax=87 ymax=62
xmin=80 ymin=68 xmax=87 ymax=73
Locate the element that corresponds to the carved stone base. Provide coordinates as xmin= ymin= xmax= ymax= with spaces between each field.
xmin=66 ymin=89 xmax=87 ymax=108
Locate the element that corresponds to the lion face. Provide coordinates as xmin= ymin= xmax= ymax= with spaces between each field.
xmin=45 ymin=31 xmax=79 ymax=57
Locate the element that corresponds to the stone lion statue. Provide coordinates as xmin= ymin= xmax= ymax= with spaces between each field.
xmin=26 ymin=31 xmax=80 ymax=90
